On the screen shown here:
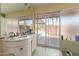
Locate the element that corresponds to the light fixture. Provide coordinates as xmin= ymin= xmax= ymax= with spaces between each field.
xmin=24 ymin=3 xmax=31 ymax=8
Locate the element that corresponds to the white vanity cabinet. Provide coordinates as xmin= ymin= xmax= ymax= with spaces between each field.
xmin=0 ymin=34 xmax=37 ymax=56
xmin=0 ymin=38 xmax=32 ymax=56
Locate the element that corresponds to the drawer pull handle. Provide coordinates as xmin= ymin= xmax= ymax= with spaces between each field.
xmin=20 ymin=48 xmax=23 ymax=51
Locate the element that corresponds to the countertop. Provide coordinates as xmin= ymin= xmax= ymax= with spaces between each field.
xmin=0 ymin=34 xmax=34 ymax=42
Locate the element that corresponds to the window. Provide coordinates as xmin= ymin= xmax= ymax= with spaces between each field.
xmin=19 ymin=20 xmax=24 ymax=25
xmin=24 ymin=20 xmax=32 ymax=25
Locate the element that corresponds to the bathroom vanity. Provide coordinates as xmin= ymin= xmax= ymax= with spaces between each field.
xmin=0 ymin=34 xmax=37 ymax=56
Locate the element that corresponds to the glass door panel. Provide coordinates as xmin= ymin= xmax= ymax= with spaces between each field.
xmin=47 ymin=17 xmax=60 ymax=48
xmin=35 ymin=19 xmax=46 ymax=45
xmin=35 ymin=13 xmax=60 ymax=48
xmin=38 ymin=24 xmax=46 ymax=45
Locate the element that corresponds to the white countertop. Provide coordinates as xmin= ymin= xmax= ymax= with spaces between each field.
xmin=1 ymin=34 xmax=34 ymax=42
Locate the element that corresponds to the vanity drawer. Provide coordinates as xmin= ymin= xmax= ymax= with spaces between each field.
xmin=0 ymin=44 xmax=31 ymax=56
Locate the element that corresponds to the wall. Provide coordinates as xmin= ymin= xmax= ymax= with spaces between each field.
xmin=6 ymin=18 xmax=19 ymax=35
xmin=0 ymin=17 xmax=19 ymax=37
xmin=0 ymin=16 xmax=6 ymax=36
xmin=61 ymin=11 xmax=79 ymax=40
xmin=0 ymin=16 xmax=1 ymax=36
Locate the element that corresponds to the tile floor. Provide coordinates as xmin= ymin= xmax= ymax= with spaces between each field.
xmin=32 ymin=46 xmax=62 ymax=56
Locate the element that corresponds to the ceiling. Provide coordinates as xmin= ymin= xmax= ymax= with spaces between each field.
xmin=61 ymin=9 xmax=79 ymax=16
xmin=0 ymin=3 xmax=50 ymax=14
xmin=1 ymin=3 xmax=79 ymax=17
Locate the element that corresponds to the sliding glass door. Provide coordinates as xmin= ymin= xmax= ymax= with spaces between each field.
xmin=35 ymin=12 xmax=60 ymax=48
xmin=35 ymin=18 xmax=46 ymax=45
xmin=47 ymin=17 xmax=60 ymax=48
